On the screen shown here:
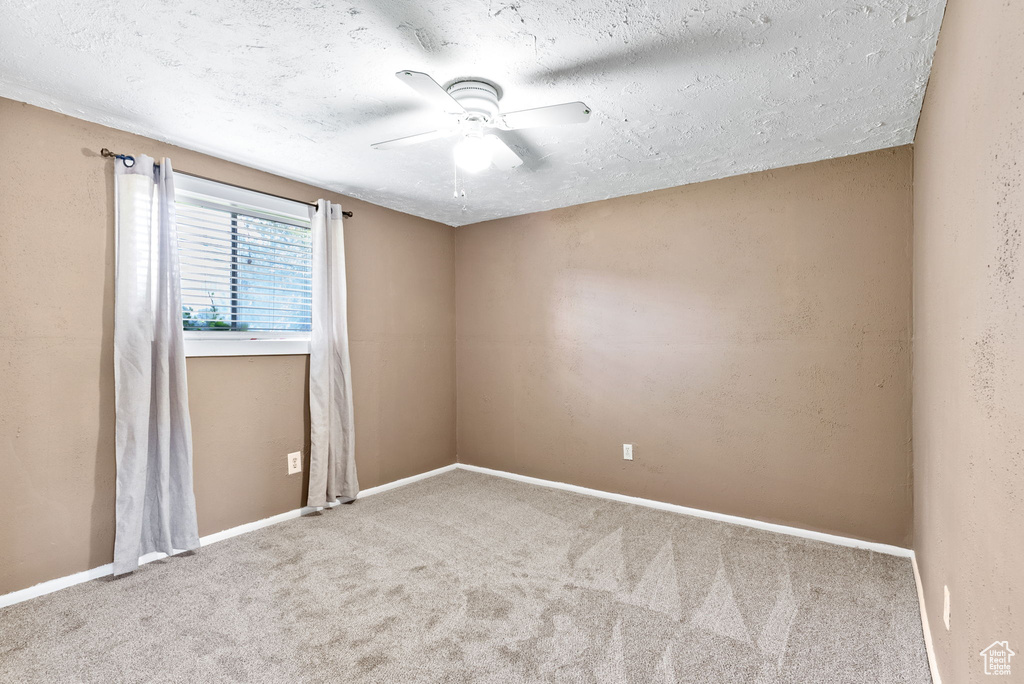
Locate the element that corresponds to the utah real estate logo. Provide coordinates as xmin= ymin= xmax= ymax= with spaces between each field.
xmin=979 ymin=641 xmax=1015 ymax=676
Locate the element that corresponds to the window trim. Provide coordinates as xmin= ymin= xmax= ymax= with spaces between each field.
xmin=183 ymin=333 xmax=312 ymax=358
xmin=175 ymin=173 xmax=314 ymax=357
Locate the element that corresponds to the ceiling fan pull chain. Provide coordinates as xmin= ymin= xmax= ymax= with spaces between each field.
xmin=452 ymin=160 xmax=467 ymax=199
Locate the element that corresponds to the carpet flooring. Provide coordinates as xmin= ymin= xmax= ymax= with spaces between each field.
xmin=0 ymin=469 xmax=931 ymax=683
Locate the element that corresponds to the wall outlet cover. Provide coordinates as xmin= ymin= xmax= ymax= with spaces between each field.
xmin=943 ymin=585 xmax=950 ymax=630
xmin=287 ymin=451 xmax=302 ymax=475
xmin=623 ymin=444 xmax=634 ymax=461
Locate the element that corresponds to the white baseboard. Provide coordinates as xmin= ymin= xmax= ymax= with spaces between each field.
xmin=358 ymin=463 xmax=458 ymax=499
xmin=0 ymin=564 xmax=116 ymax=610
xmin=3 ymin=460 xmax=911 ymax=610
xmin=455 ymin=463 xmax=914 ymax=558
xmin=0 ymin=462 xmax=457 ymax=610
xmin=912 ymin=554 xmax=943 ymax=684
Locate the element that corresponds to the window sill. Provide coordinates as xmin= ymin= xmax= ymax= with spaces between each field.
xmin=184 ymin=338 xmax=311 ymax=358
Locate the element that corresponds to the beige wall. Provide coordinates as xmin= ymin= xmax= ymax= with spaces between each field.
xmin=456 ymin=147 xmax=914 ymax=547
xmin=913 ymin=0 xmax=1024 ymax=680
xmin=0 ymin=99 xmax=456 ymax=595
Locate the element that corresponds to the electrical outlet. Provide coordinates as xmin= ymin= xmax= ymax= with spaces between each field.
xmin=623 ymin=444 xmax=633 ymax=461
xmin=287 ymin=451 xmax=302 ymax=475
xmin=943 ymin=585 xmax=951 ymax=630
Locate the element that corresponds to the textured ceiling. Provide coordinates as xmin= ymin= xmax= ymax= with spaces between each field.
xmin=0 ymin=0 xmax=946 ymax=226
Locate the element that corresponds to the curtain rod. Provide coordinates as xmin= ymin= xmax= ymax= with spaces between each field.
xmin=99 ymin=149 xmax=353 ymax=218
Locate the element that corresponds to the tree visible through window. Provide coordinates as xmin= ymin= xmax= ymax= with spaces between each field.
xmin=175 ymin=177 xmax=313 ymax=335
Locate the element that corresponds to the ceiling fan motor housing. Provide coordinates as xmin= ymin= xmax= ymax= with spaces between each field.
xmin=447 ymin=80 xmax=500 ymax=122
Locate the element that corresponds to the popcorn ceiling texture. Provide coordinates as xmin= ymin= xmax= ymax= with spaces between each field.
xmin=0 ymin=0 xmax=945 ymax=226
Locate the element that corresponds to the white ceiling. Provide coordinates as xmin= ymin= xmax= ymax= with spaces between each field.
xmin=0 ymin=0 xmax=946 ymax=226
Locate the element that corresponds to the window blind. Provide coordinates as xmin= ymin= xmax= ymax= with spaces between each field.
xmin=174 ymin=176 xmax=313 ymax=334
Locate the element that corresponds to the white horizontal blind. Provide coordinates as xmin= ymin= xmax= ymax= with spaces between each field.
xmin=174 ymin=175 xmax=313 ymax=335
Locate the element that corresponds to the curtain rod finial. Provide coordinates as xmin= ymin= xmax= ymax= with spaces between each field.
xmin=100 ymin=148 xmax=135 ymax=167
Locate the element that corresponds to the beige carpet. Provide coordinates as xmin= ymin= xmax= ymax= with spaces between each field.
xmin=0 ymin=469 xmax=930 ymax=683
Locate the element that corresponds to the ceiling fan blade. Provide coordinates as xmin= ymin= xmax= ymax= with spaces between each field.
xmin=501 ymin=102 xmax=592 ymax=130
xmin=491 ymin=129 xmax=549 ymax=171
xmin=487 ymin=134 xmax=523 ymax=170
xmin=371 ymin=129 xmax=450 ymax=150
xmin=527 ymin=31 xmax=731 ymax=84
xmin=395 ymin=70 xmax=466 ymax=115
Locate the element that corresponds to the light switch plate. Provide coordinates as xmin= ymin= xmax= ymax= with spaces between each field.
xmin=287 ymin=451 xmax=302 ymax=475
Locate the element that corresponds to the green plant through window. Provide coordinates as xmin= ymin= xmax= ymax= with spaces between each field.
xmin=182 ymin=293 xmax=250 ymax=331
xmin=177 ymin=207 xmax=312 ymax=333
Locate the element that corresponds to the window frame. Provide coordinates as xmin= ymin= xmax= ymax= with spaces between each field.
xmin=174 ymin=173 xmax=314 ymax=358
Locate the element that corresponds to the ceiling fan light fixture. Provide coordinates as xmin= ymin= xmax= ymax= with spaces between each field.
xmin=371 ymin=70 xmax=592 ymax=172
xmin=454 ymin=135 xmax=493 ymax=173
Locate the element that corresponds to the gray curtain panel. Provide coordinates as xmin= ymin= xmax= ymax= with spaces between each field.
xmin=308 ymin=200 xmax=358 ymax=507
xmin=113 ymin=155 xmax=200 ymax=575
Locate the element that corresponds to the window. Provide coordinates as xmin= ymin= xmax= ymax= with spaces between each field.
xmin=174 ymin=174 xmax=314 ymax=356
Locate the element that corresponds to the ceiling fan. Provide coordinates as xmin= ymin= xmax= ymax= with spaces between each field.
xmin=371 ymin=70 xmax=592 ymax=173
